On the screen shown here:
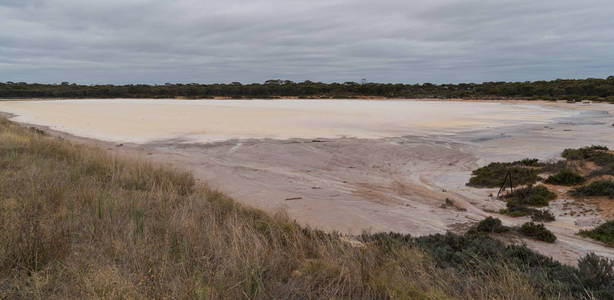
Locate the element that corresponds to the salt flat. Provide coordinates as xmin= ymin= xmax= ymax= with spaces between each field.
xmin=0 ymin=99 xmax=576 ymax=143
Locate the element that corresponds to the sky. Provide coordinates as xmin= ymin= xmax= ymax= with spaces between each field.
xmin=1 ymin=0 xmax=613 ymax=84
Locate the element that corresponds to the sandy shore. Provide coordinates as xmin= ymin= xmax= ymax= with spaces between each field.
xmin=2 ymin=98 xmax=614 ymax=266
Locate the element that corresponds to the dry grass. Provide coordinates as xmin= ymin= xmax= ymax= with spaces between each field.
xmin=0 ymin=117 xmax=555 ymax=299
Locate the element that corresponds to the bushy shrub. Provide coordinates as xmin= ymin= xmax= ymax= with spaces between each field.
xmin=588 ymin=162 xmax=614 ymax=177
xmin=474 ymin=217 xmax=509 ymax=233
xmin=573 ymin=180 xmax=614 ymax=198
xmin=544 ymin=169 xmax=586 ymax=186
xmin=516 ymin=158 xmax=541 ymax=167
xmin=504 ymin=185 xmax=557 ymax=207
xmin=500 ymin=205 xmax=534 ymax=217
xmin=355 ymin=230 xmax=613 ymax=298
xmin=519 ymin=222 xmax=557 ymax=243
xmin=531 ymin=210 xmax=556 ymax=222
xmin=414 ymin=233 xmax=584 ymax=296
xmin=578 ymin=253 xmax=614 ymax=299
xmin=579 ymin=221 xmax=614 ymax=246
xmin=540 ymin=160 xmax=568 ymax=173
xmin=467 ymin=159 xmax=542 ymax=188
xmin=562 ymin=146 xmax=614 ymax=166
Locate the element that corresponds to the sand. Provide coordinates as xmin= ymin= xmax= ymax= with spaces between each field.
xmin=2 ymin=98 xmax=614 ymax=266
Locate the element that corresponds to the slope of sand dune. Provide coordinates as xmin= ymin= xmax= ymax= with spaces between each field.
xmin=2 ymin=98 xmax=614 ymax=266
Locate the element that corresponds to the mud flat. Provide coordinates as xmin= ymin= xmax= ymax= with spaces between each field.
xmin=2 ymin=98 xmax=614 ymax=265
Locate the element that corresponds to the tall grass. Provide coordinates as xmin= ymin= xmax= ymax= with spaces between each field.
xmin=0 ymin=118 xmax=604 ymax=299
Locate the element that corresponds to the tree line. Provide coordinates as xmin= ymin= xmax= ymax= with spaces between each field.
xmin=1 ymin=77 xmax=614 ymax=101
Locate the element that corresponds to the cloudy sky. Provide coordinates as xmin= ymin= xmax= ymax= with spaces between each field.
xmin=1 ymin=0 xmax=613 ymax=84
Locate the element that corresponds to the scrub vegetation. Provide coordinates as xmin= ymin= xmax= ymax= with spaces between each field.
xmin=573 ymin=180 xmax=614 ymax=198
xmin=468 ymin=146 xmax=614 ymax=222
xmin=500 ymin=185 xmax=557 ymax=219
xmin=504 ymin=185 xmax=557 ymax=207
xmin=2 ymin=76 xmax=614 ymax=100
xmin=466 ymin=159 xmax=542 ymax=188
xmin=472 ymin=216 xmax=510 ymax=233
xmin=544 ymin=169 xmax=586 ymax=186
xmin=562 ymin=145 xmax=614 ymax=166
xmin=530 ymin=210 xmax=556 ymax=222
xmin=471 ymin=217 xmax=556 ymax=243
xmin=580 ymin=221 xmax=614 ymax=247
xmin=519 ymin=222 xmax=557 ymax=243
xmin=1 ymin=117 xmax=614 ymax=298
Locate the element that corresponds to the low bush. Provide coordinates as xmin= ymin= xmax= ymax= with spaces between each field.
xmin=515 ymin=158 xmax=541 ymax=167
xmin=467 ymin=159 xmax=542 ymax=188
xmin=411 ymin=232 xmax=594 ymax=297
xmin=562 ymin=146 xmax=614 ymax=166
xmin=573 ymin=180 xmax=614 ymax=198
xmin=531 ymin=210 xmax=556 ymax=222
xmin=473 ymin=217 xmax=510 ymax=233
xmin=500 ymin=207 xmax=556 ymax=223
xmin=500 ymin=205 xmax=534 ymax=217
xmin=504 ymin=185 xmax=557 ymax=207
xmin=578 ymin=253 xmax=614 ymax=298
xmin=544 ymin=169 xmax=586 ymax=186
xmin=519 ymin=222 xmax=557 ymax=243
xmin=539 ymin=160 xmax=568 ymax=173
xmin=579 ymin=221 xmax=614 ymax=247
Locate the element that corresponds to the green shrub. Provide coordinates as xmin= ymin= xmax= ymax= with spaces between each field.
xmin=504 ymin=185 xmax=556 ymax=207
xmin=474 ymin=217 xmax=509 ymax=233
xmin=573 ymin=180 xmax=614 ymax=198
xmin=467 ymin=159 xmax=542 ymax=188
xmin=516 ymin=158 xmax=541 ymax=167
xmin=531 ymin=210 xmax=556 ymax=222
xmin=544 ymin=170 xmax=586 ymax=186
xmin=346 ymin=230 xmax=613 ymax=298
xmin=500 ymin=207 xmax=557 ymax=223
xmin=412 ymin=232 xmax=583 ymax=297
xmin=562 ymin=146 xmax=614 ymax=166
xmin=579 ymin=221 xmax=614 ymax=246
xmin=500 ymin=206 xmax=533 ymax=217
xmin=578 ymin=253 xmax=614 ymax=299
xmin=540 ymin=160 xmax=568 ymax=173
xmin=519 ymin=222 xmax=557 ymax=243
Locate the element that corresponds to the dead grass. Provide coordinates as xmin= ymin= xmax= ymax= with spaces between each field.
xmin=0 ymin=117 xmax=567 ymax=299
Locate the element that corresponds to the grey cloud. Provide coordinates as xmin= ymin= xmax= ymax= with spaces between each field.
xmin=0 ymin=0 xmax=613 ymax=84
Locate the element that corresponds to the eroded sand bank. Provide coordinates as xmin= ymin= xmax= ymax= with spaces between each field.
xmin=2 ymin=99 xmax=614 ymax=266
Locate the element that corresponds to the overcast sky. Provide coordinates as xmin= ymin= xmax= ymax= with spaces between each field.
xmin=1 ymin=0 xmax=613 ymax=84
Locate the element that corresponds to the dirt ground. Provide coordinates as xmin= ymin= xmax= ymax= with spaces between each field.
xmin=2 ymin=99 xmax=614 ymax=266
